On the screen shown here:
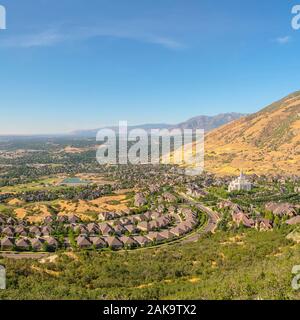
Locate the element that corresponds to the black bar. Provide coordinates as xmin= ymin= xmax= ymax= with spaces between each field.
xmin=0 ymin=300 xmax=297 ymax=319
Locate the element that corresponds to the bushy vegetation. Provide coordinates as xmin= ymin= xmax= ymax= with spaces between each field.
xmin=1 ymin=229 xmax=300 ymax=300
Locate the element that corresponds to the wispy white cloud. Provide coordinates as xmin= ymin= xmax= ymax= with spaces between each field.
xmin=0 ymin=24 xmax=185 ymax=50
xmin=275 ymin=36 xmax=292 ymax=45
xmin=0 ymin=29 xmax=64 ymax=48
xmin=146 ymin=36 xmax=184 ymax=49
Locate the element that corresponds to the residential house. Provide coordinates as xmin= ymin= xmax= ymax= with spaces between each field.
xmin=137 ymin=221 xmax=151 ymax=232
xmin=146 ymin=232 xmax=165 ymax=243
xmin=43 ymin=236 xmax=59 ymax=249
xmin=31 ymin=238 xmax=45 ymax=251
xmin=29 ymin=226 xmax=42 ymax=236
xmin=68 ymin=215 xmax=80 ymax=224
xmin=113 ymin=223 xmax=126 ymax=235
xmin=105 ymin=236 xmax=123 ymax=250
xmin=15 ymin=226 xmax=28 ymax=237
xmin=156 ymin=217 xmax=170 ymax=229
xmin=0 ymin=237 xmax=15 ymax=250
xmin=134 ymin=193 xmax=147 ymax=207
xmin=119 ymin=236 xmax=137 ymax=249
xmin=90 ymin=237 xmax=107 ymax=249
xmin=87 ymin=223 xmax=99 ymax=234
xmin=163 ymin=192 xmax=177 ymax=203
xmin=157 ymin=205 xmax=165 ymax=213
xmin=133 ymin=214 xmax=147 ymax=223
xmin=74 ymin=224 xmax=88 ymax=234
xmin=133 ymin=236 xmax=151 ymax=247
xmin=43 ymin=216 xmax=54 ymax=224
xmin=77 ymin=235 xmax=92 ymax=249
xmin=98 ymin=212 xmax=114 ymax=221
xmin=123 ymin=224 xmax=137 ymax=234
xmin=15 ymin=238 xmax=31 ymax=250
xmin=265 ymin=202 xmax=297 ymax=217
xmin=150 ymin=211 xmax=162 ymax=220
xmin=187 ymin=185 xmax=208 ymax=198
xmin=170 ymin=226 xmax=186 ymax=237
xmin=159 ymin=230 xmax=175 ymax=240
xmin=57 ymin=215 xmax=68 ymax=223
xmin=143 ymin=211 xmax=153 ymax=221
xmin=2 ymin=226 xmax=15 ymax=237
xmin=286 ymin=216 xmax=300 ymax=225
xmin=148 ymin=220 xmax=159 ymax=230
xmin=0 ymin=216 xmax=6 ymax=225
xmin=41 ymin=226 xmax=53 ymax=236
xmin=232 ymin=212 xmax=255 ymax=228
xmin=98 ymin=223 xmax=114 ymax=236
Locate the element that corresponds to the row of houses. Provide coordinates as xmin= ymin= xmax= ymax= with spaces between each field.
xmin=0 ymin=215 xmax=19 ymax=225
xmin=0 ymin=236 xmax=58 ymax=251
xmin=134 ymin=191 xmax=179 ymax=208
xmin=0 ymin=210 xmax=199 ymax=251
xmin=231 ymin=212 xmax=272 ymax=231
xmin=0 ymin=227 xmax=187 ymax=251
xmin=0 ymin=198 xmax=199 ymax=251
xmin=265 ymin=202 xmax=298 ymax=217
xmin=0 ymin=225 xmax=54 ymax=237
xmin=0 ymin=217 xmax=173 ymax=238
xmin=75 ymin=228 xmax=184 ymax=250
xmin=49 ymin=210 xmax=170 ymax=225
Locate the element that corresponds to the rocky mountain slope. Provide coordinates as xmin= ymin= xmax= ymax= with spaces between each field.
xmin=204 ymin=91 xmax=300 ymax=175
xmin=175 ymin=113 xmax=245 ymax=131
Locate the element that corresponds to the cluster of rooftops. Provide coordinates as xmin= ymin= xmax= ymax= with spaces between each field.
xmin=219 ymin=200 xmax=300 ymax=230
xmin=0 ymin=206 xmax=199 ymax=251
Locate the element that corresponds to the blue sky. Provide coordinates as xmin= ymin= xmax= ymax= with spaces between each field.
xmin=0 ymin=0 xmax=300 ymax=134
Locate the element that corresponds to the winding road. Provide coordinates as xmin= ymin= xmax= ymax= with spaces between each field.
xmin=179 ymin=193 xmax=220 ymax=244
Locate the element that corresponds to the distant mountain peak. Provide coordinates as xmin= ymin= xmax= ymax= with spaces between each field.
xmin=70 ymin=113 xmax=246 ymax=137
xmin=175 ymin=112 xmax=246 ymax=131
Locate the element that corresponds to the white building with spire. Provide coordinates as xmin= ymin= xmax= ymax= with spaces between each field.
xmin=228 ymin=172 xmax=252 ymax=192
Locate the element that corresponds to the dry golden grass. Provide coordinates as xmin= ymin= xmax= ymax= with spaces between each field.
xmin=55 ymin=194 xmax=130 ymax=221
xmin=8 ymin=198 xmax=24 ymax=206
xmin=173 ymin=92 xmax=300 ymax=175
xmin=14 ymin=208 xmax=27 ymax=220
xmin=14 ymin=204 xmax=52 ymax=223
xmin=31 ymin=265 xmax=60 ymax=277
xmin=11 ymin=193 xmax=130 ymax=223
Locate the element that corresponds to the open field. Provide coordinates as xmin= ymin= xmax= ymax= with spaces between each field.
xmin=0 ymin=177 xmax=62 ymax=193
xmin=0 ymin=193 xmax=132 ymax=223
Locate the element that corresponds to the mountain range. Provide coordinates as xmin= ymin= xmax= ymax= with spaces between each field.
xmin=71 ymin=113 xmax=245 ymax=136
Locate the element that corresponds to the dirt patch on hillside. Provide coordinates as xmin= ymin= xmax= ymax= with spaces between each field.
xmin=8 ymin=198 xmax=24 ymax=206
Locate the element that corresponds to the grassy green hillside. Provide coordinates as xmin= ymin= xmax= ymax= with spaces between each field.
xmin=1 ymin=229 xmax=300 ymax=300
